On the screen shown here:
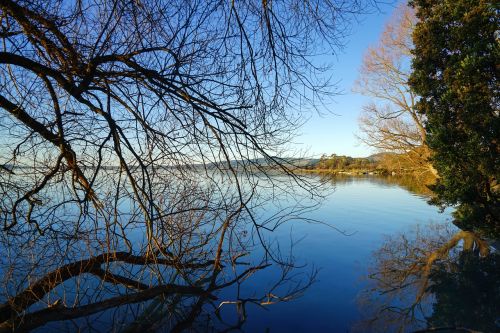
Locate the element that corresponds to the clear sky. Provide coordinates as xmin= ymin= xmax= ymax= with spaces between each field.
xmin=295 ymin=2 xmax=402 ymax=158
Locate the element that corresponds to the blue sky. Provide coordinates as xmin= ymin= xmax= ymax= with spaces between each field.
xmin=295 ymin=2 xmax=402 ymax=158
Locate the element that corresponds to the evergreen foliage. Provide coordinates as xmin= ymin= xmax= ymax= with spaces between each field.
xmin=409 ymin=0 xmax=500 ymax=235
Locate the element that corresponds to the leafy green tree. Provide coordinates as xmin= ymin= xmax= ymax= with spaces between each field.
xmin=409 ymin=0 xmax=500 ymax=236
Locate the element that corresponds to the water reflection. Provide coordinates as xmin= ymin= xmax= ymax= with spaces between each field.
xmin=358 ymin=222 xmax=499 ymax=332
xmin=3 ymin=171 xmax=491 ymax=332
xmin=319 ymin=173 xmax=435 ymax=197
xmin=0 ymin=169 xmax=319 ymax=332
xmin=0 ymin=225 xmax=314 ymax=332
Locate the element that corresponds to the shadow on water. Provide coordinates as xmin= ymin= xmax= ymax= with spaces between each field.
xmin=356 ymin=222 xmax=500 ymax=333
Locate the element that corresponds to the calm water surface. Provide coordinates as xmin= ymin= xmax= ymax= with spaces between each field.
xmin=8 ymin=174 xmax=485 ymax=332
xmin=218 ymin=175 xmax=454 ymax=332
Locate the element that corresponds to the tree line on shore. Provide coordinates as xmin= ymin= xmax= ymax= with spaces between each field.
xmin=302 ymin=152 xmax=436 ymax=178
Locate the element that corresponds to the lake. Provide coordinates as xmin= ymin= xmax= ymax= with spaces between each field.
xmin=214 ymin=175 xmax=454 ymax=333
xmin=2 ymin=173 xmax=498 ymax=333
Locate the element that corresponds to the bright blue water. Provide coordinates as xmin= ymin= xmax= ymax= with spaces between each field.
xmin=20 ymin=175 xmax=454 ymax=332
xmin=227 ymin=175 xmax=453 ymax=333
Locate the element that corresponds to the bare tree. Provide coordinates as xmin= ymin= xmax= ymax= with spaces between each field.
xmin=0 ymin=0 xmax=370 ymax=330
xmin=354 ymin=4 xmax=436 ymax=177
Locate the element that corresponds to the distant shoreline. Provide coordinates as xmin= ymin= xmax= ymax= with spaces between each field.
xmin=298 ymin=168 xmax=395 ymax=176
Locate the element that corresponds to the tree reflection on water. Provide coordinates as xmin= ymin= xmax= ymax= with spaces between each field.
xmin=357 ymin=222 xmax=499 ymax=333
xmin=318 ymin=173 xmax=436 ymax=198
xmin=0 ymin=173 xmax=318 ymax=332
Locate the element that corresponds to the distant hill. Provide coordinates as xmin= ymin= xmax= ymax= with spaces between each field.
xmin=366 ymin=152 xmax=397 ymax=163
xmin=183 ymin=156 xmax=321 ymax=170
